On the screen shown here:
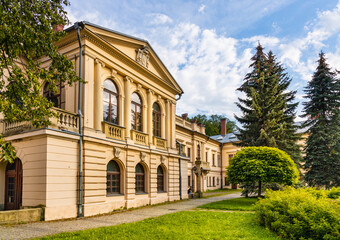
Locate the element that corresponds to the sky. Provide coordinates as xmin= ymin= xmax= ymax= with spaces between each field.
xmin=66 ymin=0 xmax=340 ymax=122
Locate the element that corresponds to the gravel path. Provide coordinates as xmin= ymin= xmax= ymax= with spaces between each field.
xmin=0 ymin=193 xmax=242 ymax=240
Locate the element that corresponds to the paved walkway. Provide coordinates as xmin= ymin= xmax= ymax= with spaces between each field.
xmin=0 ymin=193 xmax=241 ymax=240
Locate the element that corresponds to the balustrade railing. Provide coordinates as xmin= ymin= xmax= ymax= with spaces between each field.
xmin=153 ymin=136 xmax=167 ymax=149
xmin=131 ymin=130 xmax=148 ymax=146
xmin=102 ymin=122 xmax=125 ymax=141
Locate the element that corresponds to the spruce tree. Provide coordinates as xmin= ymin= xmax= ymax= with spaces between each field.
xmin=302 ymin=52 xmax=340 ymax=188
xmin=235 ymin=44 xmax=301 ymax=163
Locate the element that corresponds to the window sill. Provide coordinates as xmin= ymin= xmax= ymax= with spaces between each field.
xmin=135 ymin=192 xmax=148 ymax=195
xmin=157 ymin=191 xmax=167 ymax=194
xmin=106 ymin=193 xmax=124 ymax=197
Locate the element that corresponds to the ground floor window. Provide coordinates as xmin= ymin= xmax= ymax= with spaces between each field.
xmin=157 ymin=165 xmax=165 ymax=192
xmin=135 ymin=163 xmax=146 ymax=193
xmin=107 ymin=160 xmax=121 ymax=195
xmin=5 ymin=158 xmax=22 ymax=210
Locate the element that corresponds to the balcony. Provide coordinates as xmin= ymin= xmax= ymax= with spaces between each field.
xmin=102 ymin=122 xmax=125 ymax=141
xmin=153 ymin=136 xmax=167 ymax=150
xmin=131 ymin=130 xmax=148 ymax=146
xmin=1 ymin=108 xmax=79 ymax=136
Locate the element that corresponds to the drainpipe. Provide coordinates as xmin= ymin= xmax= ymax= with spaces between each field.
xmin=176 ymin=140 xmax=182 ymax=200
xmin=176 ymin=93 xmax=182 ymax=101
xmin=220 ymin=143 xmax=223 ymax=190
xmin=75 ymin=21 xmax=84 ymax=218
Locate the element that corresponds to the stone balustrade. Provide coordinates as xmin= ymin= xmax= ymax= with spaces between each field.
xmin=0 ymin=108 xmax=79 ymax=135
xmin=102 ymin=122 xmax=125 ymax=141
xmin=153 ymin=136 xmax=167 ymax=149
xmin=131 ymin=130 xmax=148 ymax=146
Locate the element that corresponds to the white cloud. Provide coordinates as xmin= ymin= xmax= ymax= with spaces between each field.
xmin=198 ymin=4 xmax=206 ymax=13
xmin=148 ymin=13 xmax=173 ymax=25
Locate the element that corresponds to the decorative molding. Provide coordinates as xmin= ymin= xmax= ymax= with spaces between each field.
xmin=157 ymin=95 xmax=162 ymax=101
xmin=136 ymin=46 xmax=150 ymax=68
xmin=111 ymin=69 xmax=118 ymax=78
xmin=95 ymin=59 xmax=105 ymax=67
xmin=124 ymin=76 xmax=133 ymax=82
xmin=140 ymin=152 xmax=146 ymax=162
xmin=147 ymin=89 xmax=154 ymax=95
xmin=161 ymin=155 xmax=166 ymax=163
xmin=113 ymin=147 xmax=121 ymax=159
xmin=137 ymin=83 xmax=142 ymax=91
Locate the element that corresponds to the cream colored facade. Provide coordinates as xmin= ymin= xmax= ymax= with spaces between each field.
xmin=0 ymin=22 xmax=189 ymax=220
xmin=0 ymin=22 xmax=251 ymax=221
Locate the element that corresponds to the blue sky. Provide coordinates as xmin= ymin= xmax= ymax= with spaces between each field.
xmin=66 ymin=0 xmax=340 ymax=122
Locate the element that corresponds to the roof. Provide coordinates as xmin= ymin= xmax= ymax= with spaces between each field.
xmin=64 ymin=21 xmax=183 ymax=95
xmin=210 ymin=132 xmax=240 ymax=143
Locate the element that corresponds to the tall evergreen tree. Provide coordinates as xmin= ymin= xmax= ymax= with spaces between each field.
xmin=302 ymin=52 xmax=340 ymax=188
xmin=235 ymin=44 xmax=301 ymax=163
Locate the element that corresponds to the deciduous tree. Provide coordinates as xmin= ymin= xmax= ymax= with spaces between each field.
xmin=0 ymin=0 xmax=79 ymax=162
xmin=226 ymin=147 xmax=299 ymax=197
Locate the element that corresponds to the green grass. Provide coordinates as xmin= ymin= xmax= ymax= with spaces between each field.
xmin=36 ymin=211 xmax=278 ymax=240
xmin=198 ymin=197 xmax=258 ymax=211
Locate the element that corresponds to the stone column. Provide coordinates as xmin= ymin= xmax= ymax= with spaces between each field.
xmin=165 ymin=100 xmax=171 ymax=148
xmin=147 ymin=89 xmax=153 ymax=145
xmin=171 ymin=101 xmax=176 ymax=149
xmin=124 ymin=76 xmax=132 ymax=139
xmin=94 ymin=59 xmax=104 ymax=131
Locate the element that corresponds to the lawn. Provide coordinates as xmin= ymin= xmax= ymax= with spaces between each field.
xmin=198 ymin=197 xmax=258 ymax=211
xmin=36 ymin=211 xmax=278 ymax=240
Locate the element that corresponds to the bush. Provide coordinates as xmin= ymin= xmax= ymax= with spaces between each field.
xmin=328 ymin=187 xmax=340 ymax=200
xmin=255 ymin=187 xmax=340 ymax=240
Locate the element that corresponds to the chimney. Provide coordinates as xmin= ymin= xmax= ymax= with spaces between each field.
xmin=192 ymin=119 xmax=197 ymax=123
xmin=221 ymin=118 xmax=227 ymax=136
xmin=182 ymin=113 xmax=188 ymax=120
xmin=53 ymin=24 xmax=64 ymax=33
xmin=197 ymin=123 xmax=203 ymax=128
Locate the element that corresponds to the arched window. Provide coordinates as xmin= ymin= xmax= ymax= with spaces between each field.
xmin=197 ymin=144 xmax=200 ymax=159
xmin=131 ymin=93 xmax=142 ymax=131
xmin=107 ymin=160 xmax=120 ymax=195
xmin=153 ymin=103 xmax=161 ymax=137
xmin=103 ymin=80 xmax=119 ymax=124
xmin=135 ymin=163 xmax=145 ymax=193
xmin=43 ymin=82 xmax=65 ymax=109
xmin=157 ymin=165 xmax=165 ymax=192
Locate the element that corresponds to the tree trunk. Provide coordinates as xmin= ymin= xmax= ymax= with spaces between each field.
xmin=258 ymin=180 xmax=262 ymax=198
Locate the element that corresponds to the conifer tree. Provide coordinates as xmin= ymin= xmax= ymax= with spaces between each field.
xmin=302 ymin=52 xmax=340 ymax=188
xmin=235 ymin=44 xmax=301 ymax=163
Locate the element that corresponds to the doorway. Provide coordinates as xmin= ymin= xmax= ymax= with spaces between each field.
xmin=5 ymin=158 xmax=22 ymax=210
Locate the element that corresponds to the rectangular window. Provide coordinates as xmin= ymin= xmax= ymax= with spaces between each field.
xmin=213 ymin=177 xmax=215 ymax=187
xmin=229 ymin=154 xmax=234 ymax=160
xmin=217 ymin=155 xmax=221 ymax=167
xmin=205 ymin=152 xmax=208 ymax=162
xmin=187 ymin=148 xmax=191 ymax=159
xmin=188 ymin=176 xmax=191 ymax=187
xmin=212 ymin=154 xmax=215 ymax=166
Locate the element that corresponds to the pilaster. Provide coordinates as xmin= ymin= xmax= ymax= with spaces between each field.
xmin=94 ymin=59 xmax=104 ymax=131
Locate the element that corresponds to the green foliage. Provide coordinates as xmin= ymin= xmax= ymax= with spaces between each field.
xmin=189 ymin=114 xmax=236 ymax=136
xmin=198 ymin=197 xmax=258 ymax=211
xmin=327 ymin=187 xmax=340 ymax=200
xmin=37 ymin=211 xmax=279 ymax=240
xmin=235 ymin=44 xmax=302 ymax=164
xmin=302 ymin=52 xmax=340 ymax=188
xmin=0 ymin=0 xmax=80 ymax=162
xmin=255 ymin=187 xmax=340 ymax=240
xmin=227 ymin=147 xmax=299 ymax=197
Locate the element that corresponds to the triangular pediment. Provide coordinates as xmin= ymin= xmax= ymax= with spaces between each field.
xmin=84 ymin=22 xmax=183 ymax=94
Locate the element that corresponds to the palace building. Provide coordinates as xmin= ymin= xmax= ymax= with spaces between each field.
xmin=0 ymin=22 xmax=241 ymax=221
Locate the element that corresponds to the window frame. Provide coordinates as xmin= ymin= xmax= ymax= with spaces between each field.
xmin=103 ymin=79 xmax=119 ymax=125
xmin=157 ymin=165 xmax=165 ymax=193
xmin=131 ymin=92 xmax=143 ymax=132
xmin=106 ymin=160 xmax=121 ymax=196
xmin=135 ymin=163 xmax=146 ymax=194
xmin=43 ymin=82 xmax=65 ymax=109
xmin=152 ymin=102 xmax=161 ymax=137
